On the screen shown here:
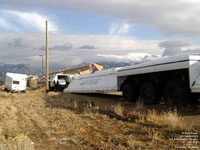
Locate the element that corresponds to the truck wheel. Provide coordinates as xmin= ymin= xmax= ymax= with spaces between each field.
xmin=122 ymin=83 xmax=136 ymax=101
xmin=54 ymin=84 xmax=58 ymax=91
xmin=164 ymin=82 xmax=187 ymax=106
xmin=139 ymin=82 xmax=156 ymax=105
xmin=49 ymin=86 xmax=54 ymax=91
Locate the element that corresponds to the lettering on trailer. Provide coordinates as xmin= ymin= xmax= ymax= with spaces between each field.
xmin=80 ymin=78 xmax=100 ymax=86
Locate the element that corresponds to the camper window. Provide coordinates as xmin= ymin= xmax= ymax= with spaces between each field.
xmin=13 ymin=81 xmax=20 ymax=84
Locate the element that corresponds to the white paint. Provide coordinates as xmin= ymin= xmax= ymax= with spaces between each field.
xmin=64 ymin=68 xmax=118 ymax=93
xmin=64 ymin=54 xmax=200 ymax=94
xmin=117 ymin=54 xmax=190 ymax=77
xmin=5 ymin=72 xmax=27 ymax=92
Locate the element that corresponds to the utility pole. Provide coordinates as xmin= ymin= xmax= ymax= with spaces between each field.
xmin=46 ymin=20 xmax=49 ymax=92
xmin=39 ymin=55 xmax=44 ymax=77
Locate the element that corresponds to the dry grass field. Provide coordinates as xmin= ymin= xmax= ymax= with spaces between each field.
xmin=0 ymin=86 xmax=199 ymax=150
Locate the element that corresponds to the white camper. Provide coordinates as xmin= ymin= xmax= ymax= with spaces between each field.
xmin=5 ymin=73 xmax=27 ymax=92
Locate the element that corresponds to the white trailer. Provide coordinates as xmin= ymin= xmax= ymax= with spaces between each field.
xmin=64 ymin=54 xmax=200 ymax=105
xmin=5 ymin=72 xmax=27 ymax=92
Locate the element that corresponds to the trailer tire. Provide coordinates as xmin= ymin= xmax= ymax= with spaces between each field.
xmin=4 ymin=88 xmax=8 ymax=92
xmin=139 ymin=82 xmax=156 ymax=105
xmin=190 ymin=94 xmax=200 ymax=104
xmin=164 ymin=82 xmax=187 ymax=106
xmin=122 ymin=83 xmax=136 ymax=101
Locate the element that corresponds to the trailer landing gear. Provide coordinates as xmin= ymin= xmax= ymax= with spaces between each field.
xmin=139 ymin=82 xmax=156 ymax=105
xmin=164 ymin=82 xmax=187 ymax=107
xmin=122 ymin=83 xmax=137 ymax=101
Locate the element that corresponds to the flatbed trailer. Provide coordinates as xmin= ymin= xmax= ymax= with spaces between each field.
xmin=64 ymin=54 xmax=200 ymax=105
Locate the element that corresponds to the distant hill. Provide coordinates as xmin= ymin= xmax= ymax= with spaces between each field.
xmin=0 ymin=61 xmax=130 ymax=78
xmin=76 ymin=61 xmax=134 ymax=70
xmin=0 ymin=54 xmax=160 ymax=78
xmin=0 ymin=62 xmax=40 ymax=78
xmin=78 ymin=55 xmax=160 ymax=69
xmin=96 ymin=62 xmax=133 ymax=69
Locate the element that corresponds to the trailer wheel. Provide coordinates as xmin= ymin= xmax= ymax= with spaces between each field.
xmin=190 ymin=94 xmax=200 ymax=104
xmin=164 ymin=82 xmax=187 ymax=106
xmin=139 ymin=82 xmax=156 ymax=105
xmin=122 ymin=83 xmax=136 ymax=101
xmin=4 ymin=88 xmax=8 ymax=92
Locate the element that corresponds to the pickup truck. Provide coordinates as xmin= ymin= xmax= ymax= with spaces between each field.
xmin=49 ymin=73 xmax=73 ymax=91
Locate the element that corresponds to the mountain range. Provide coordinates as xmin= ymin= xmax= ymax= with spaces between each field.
xmin=0 ymin=61 xmax=134 ymax=79
xmin=0 ymin=54 xmax=160 ymax=79
xmin=0 ymin=62 xmax=40 ymax=78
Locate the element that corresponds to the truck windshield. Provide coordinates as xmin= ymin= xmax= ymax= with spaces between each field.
xmin=13 ymin=81 xmax=20 ymax=84
xmin=58 ymin=75 xmax=66 ymax=80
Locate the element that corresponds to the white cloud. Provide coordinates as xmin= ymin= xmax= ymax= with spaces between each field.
xmin=0 ymin=33 xmax=162 ymax=67
xmin=0 ymin=32 xmax=199 ymax=69
xmin=159 ymin=40 xmax=191 ymax=56
xmin=1 ymin=10 xmax=58 ymax=32
xmin=109 ymin=24 xmax=119 ymax=34
xmin=1 ymin=0 xmax=200 ymax=36
xmin=109 ymin=23 xmax=130 ymax=35
xmin=97 ymin=53 xmax=152 ymax=62
xmin=117 ymin=24 xmax=130 ymax=34
xmin=0 ymin=18 xmax=11 ymax=28
xmin=159 ymin=40 xmax=190 ymax=48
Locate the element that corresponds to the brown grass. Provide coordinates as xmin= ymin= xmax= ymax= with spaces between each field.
xmin=112 ymin=103 xmax=124 ymax=116
xmin=143 ymin=109 xmax=192 ymax=130
xmin=0 ymin=87 xmax=199 ymax=150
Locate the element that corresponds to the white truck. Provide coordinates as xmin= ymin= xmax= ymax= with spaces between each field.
xmin=5 ymin=72 xmax=27 ymax=92
xmin=64 ymin=54 xmax=200 ymax=105
xmin=49 ymin=73 xmax=74 ymax=91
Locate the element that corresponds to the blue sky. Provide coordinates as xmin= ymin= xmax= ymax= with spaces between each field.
xmin=0 ymin=8 xmax=164 ymax=39
xmin=0 ymin=0 xmax=200 ymax=68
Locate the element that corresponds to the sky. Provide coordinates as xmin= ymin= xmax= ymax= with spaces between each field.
xmin=0 ymin=0 xmax=200 ymax=70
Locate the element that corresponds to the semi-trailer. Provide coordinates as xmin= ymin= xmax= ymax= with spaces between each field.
xmin=64 ymin=54 xmax=200 ymax=105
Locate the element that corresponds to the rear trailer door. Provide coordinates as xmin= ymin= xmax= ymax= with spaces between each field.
xmin=189 ymin=55 xmax=200 ymax=92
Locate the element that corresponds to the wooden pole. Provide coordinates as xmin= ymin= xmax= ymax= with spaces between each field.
xmin=46 ymin=20 xmax=49 ymax=92
xmin=42 ymin=55 xmax=44 ymax=77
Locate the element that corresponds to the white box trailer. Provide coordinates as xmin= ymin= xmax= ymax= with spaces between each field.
xmin=64 ymin=54 xmax=200 ymax=105
xmin=5 ymin=72 xmax=27 ymax=92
